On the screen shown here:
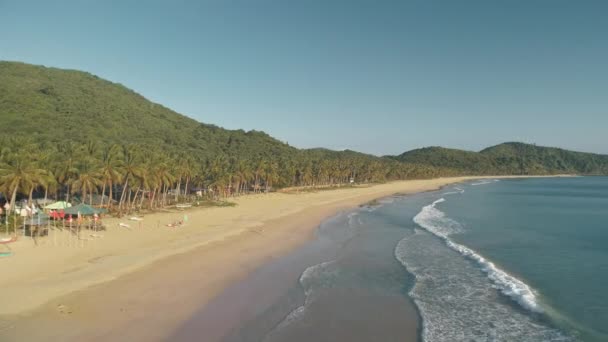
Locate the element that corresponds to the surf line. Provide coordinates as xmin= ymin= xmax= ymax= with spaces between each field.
xmin=413 ymin=198 xmax=543 ymax=313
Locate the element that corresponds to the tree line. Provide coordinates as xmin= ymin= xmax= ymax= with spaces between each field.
xmin=0 ymin=138 xmax=452 ymax=217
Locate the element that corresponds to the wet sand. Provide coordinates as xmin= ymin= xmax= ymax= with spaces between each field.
xmin=263 ymin=289 xmax=419 ymax=342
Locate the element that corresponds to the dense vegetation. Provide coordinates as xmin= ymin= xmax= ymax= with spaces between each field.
xmin=1 ymin=61 xmax=606 ymax=218
xmin=0 ymin=61 xmax=446 ymax=216
xmin=392 ymin=142 xmax=608 ymax=175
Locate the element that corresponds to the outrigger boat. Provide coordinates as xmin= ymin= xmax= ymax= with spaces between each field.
xmin=0 ymin=236 xmax=17 ymax=257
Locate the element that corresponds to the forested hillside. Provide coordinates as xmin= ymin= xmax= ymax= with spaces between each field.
xmin=393 ymin=142 xmax=608 ymax=175
xmin=0 ymin=61 xmax=296 ymax=160
xmin=1 ymin=61 xmax=605 ymax=215
xmin=0 ymin=61 xmax=445 ymax=213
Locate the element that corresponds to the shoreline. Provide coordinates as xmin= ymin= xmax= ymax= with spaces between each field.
xmin=0 ymin=176 xmax=571 ymax=341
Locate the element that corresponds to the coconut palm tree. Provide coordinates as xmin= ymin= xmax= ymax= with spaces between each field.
xmin=174 ymin=154 xmax=195 ymax=202
xmin=233 ymin=159 xmax=253 ymax=195
xmin=264 ymin=160 xmax=279 ymax=192
xmin=98 ymin=144 xmax=123 ymax=209
xmin=253 ymin=160 xmax=266 ymax=193
xmin=117 ymin=145 xmax=142 ymax=215
xmin=55 ymin=142 xmax=80 ymax=203
xmin=152 ymin=157 xmax=175 ymax=208
xmin=0 ymin=152 xmax=47 ymax=233
xmin=71 ymin=158 xmax=102 ymax=205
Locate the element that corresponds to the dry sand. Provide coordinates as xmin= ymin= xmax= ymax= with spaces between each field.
xmin=0 ymin=176 xmax=551 ymax=341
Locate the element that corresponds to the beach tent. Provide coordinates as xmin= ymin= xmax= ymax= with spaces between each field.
xmin=44 ymin=201 xmax=72 ymax=210
xmin=63 ymin=203 xmax=106 ymax=216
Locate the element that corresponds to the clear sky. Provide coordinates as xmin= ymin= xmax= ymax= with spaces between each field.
xmin=1 ymin=0 xmax=607 ymax=155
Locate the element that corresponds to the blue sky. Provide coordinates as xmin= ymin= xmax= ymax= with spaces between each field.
xmin=1 ymin=0 xmax=607 ymax=155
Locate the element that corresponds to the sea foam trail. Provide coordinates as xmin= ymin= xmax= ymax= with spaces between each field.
xmin=347 ymin=212 xmax=362 ymax=228
xmin=413 ymin=198 xmax=543 ymax=313
xmin=442 ymin=187 xmax=465 ymax=196
xmin=265 ymin=260 xmax=336 ymax=337
xmin=471 ymin=179 xmax=500 ymax=186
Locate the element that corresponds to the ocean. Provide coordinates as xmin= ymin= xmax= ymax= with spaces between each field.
xmin=411 ymin=176 xmax=608 ymax=341
xmin=175 ymin=177 xmax=608 ymax=342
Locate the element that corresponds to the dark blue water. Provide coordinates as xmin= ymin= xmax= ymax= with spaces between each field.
xmin=184 ymin=177 xmax=607 ymax=342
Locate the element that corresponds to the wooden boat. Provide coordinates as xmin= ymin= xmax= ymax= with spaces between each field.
xmin=0 ymin=236 xmax=17 ymax=244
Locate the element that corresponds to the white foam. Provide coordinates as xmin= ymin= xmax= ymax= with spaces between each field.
xmin=471 ymin=181 xmax=491 ymax=186
xmin=300 ymin=259 xmax=336 ymax=294
xmin=412 ymin=198 xmax=462 ymax=238
xmin=471 ymin=179 xmax=500 ymax=186
xmin=378 ymin=197 xmax=397 ymax=204
xmin=363 ymin=206 xmax=378 ymax=212
xmin=445 ymin=240 xmax=541 ymax=313
xmin=347 ymin=212 xmax=362 ymax=228
xmin=269 ymin=260 xmax=337 ymax=334
xmin=443 ymin=187 xmax=465 ymax=196
xmin=413 ymin=198 xmax=543 ymax=313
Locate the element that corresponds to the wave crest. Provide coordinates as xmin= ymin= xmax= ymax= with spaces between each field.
xmin=413 ymin=198 xmax=543 ymax=313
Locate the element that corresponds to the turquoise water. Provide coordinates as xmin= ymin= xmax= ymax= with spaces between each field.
xmin=176 ymin=176 xmax=608 ymax=342
xmin=433 ymin=177 xmax=608 ymax=341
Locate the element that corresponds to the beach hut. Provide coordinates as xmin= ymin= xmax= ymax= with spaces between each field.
xmin=44 ymin=201 xmax=72 ymax=210
xmin=63 ymin=204 xmax=107 ymax=237
xmin=24 ymin=213 xmax=51 ymax=238
xmin=63 ymin=203 xmax=104 ymax=216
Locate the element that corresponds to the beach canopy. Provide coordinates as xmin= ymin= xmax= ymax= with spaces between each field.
xmin=63 ymin=203 xmax=105 ymax=216
xmin=44 ymin=201 xmax=72 ymax=210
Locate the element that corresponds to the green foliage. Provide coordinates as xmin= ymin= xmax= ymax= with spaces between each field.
xmin=0 ymin=61 xmax=296 ymax=161
xmin=0 ymin=61 xmax=448 ymax=212
xmin=2 ymin=59 xmax=604 ymax=216
xmin=394 ymin=142 xmax=608 ymax=175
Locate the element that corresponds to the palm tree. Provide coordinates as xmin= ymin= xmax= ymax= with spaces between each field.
xmin=72 ymin=158 xmax=102 ymax=205
xmin=98 ymin=145 xmax=123 ymax=209
xmin=55 ymin=142 xmax=80 ymax=203
xmin=253 ymin=160 xmax=266 ymax=193
xmin=117 ymin=145 xmax=142 ymax=215
xmin=0 ymin=153 xmax=47 ymax=233
xmin=175 ymin=154 xmax=195 ymax=202
xmin=233 ymin=159 xmax=253 ymax=195
xmin=85 ymin=140 xmax=99 ymax=159
xmin=264 ymin=161 xmax=279 ymax=192
xmin=36 ymin=149 xmax=58 ymax=204
xmin=151 ymin=157 xmax=175 ymax=208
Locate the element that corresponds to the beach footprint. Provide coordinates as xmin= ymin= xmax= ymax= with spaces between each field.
xmin=56 ymin=304 xmax=72 ymax=315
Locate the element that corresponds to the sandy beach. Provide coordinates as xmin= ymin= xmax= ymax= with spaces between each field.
xmin=0 ymin=176 xmax=542 ymax=341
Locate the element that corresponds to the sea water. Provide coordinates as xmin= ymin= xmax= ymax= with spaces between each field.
xmin=182 ymin=177 xmax=608 ymax=342
xmin=405 ymin=176 xmax=608 ymax=341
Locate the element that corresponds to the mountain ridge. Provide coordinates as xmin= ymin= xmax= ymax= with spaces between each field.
xmin=392 ymin=142 xmax=608 ymax=175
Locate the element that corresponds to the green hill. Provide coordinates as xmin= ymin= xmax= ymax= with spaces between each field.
xmin=0 ymin=60 xmax=443 ymax=203
xmin=393 ymin=142 xmax=608 ymax=175
xmin=1 ymin=59 xmax=606 ymax=206
xmin=0 ymin=61 xmax=297 ymax=161
xmin=389 ymin=146 xmax=494 ymax=174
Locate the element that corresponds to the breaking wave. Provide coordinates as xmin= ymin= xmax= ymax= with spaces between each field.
xmin=413 ymin=198 xmax=542 ymax=313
